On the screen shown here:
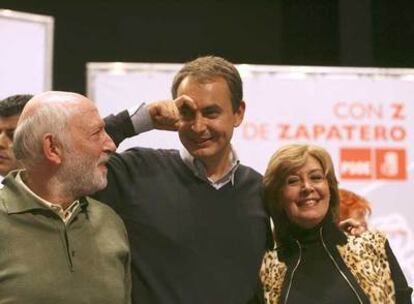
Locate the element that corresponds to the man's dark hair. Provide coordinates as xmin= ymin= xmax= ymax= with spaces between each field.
xmin=171 ymin=56 xmax=243 ymax=112
xmin=0 ymin=94 xmax=33 ymax=117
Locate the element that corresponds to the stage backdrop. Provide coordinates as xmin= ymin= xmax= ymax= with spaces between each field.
xmin=88 ymin=62 xmax=414 ymax=290
xmin=0 ymin=9 xmax=53 ymax=99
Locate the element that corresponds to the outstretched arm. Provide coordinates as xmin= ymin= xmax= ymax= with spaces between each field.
xmin=104 ymin=110 xmax=136 ymax=147
xmin=104 ymin=95 xmax=196 ymax=147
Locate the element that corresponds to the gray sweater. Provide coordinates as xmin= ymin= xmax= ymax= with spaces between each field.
xmin=99 ymin=110 xmax=271 ymax=304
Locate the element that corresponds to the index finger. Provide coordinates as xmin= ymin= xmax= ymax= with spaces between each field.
xmin=174 ymin=95 xmax=197 ymax=112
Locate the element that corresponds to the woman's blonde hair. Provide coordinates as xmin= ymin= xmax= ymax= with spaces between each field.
xmin=263 ymin=144 xmax=340 ymax=243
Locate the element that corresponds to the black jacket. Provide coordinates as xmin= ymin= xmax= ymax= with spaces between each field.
xmin=261 ymin=220 xmax=412 ymax=304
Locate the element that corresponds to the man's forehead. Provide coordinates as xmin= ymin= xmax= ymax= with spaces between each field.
xmin=181 ymin=75 xmax=228 ymax=87
xmin=0 ymin=114 xmax=20 ymax=128
xmin=179 ymin=77 xmax=232 ymax=106
xmin=70 ymin=106 xmax=102 ymax=128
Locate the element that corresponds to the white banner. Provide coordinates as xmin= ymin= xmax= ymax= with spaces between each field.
xmin=88 ymin=63 xmax=414 ymax=289
xmin=0 ymin=9 xmax=53 ymax=98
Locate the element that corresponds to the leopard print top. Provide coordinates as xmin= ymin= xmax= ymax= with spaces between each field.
xmin=260 ymin=231 xmax=396 ymax=304
xmin=337 ymin=231 xmax=395 ymax=303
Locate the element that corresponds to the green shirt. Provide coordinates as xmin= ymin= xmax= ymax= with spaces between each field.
xmin=0 ymin=171 xmax=131 ymax=304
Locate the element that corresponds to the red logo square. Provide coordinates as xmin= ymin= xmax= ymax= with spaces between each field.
xmin=340 ymin=148 xmax=372 ymax=180
xmin=375 ymin=148 xmax=406 ymax=180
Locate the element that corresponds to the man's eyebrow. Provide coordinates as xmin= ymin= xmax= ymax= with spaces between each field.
xmin=91 ymin=123 xmax=105 ymax=132
xmin=202 ymin=104 xmax=221 ymax=111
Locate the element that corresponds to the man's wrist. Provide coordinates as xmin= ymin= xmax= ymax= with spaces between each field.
xmin=128 ymin=103 xmax=154 ymax=134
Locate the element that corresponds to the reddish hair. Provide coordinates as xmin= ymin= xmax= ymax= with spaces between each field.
xmin=339 ymin=188 xmax=371 ymax=223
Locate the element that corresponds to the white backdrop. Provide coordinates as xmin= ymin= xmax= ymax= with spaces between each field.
xmin=88 ymin=62 xmax=414 ymax=290
xmin=0 ymin=9 xmax=53 ymax=99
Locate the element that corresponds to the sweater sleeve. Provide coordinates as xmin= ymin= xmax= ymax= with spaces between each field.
xmin=104 ymin=110 xmax=136 ymax=147
xmin=385 ymin=240 xmax=413 ymax=303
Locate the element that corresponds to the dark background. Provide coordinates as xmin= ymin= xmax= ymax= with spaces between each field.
xmin=2 ymin=0 xmax=414 ymax=94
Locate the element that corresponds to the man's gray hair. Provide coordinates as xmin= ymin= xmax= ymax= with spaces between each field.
xmin=13 ymin=103 xmax=75 ymax=167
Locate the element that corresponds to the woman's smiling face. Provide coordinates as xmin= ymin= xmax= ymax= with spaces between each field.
xmin=281 ymin=156 xmax=330 ymax=229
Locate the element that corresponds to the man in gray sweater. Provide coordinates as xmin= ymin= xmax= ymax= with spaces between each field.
xmin=99 ymin=56 xmax=270 ymax=304
xmin=0 ymin=91 xmax=131 ymax=304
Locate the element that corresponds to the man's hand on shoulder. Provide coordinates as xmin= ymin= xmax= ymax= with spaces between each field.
xmin=339 ymin=218 xmax=367 ymax=236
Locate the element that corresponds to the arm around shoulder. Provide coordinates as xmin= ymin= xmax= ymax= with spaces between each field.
xmin=385 ymin=240 xmax=413 ymax=303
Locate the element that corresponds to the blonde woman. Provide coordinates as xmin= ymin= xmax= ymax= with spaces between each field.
xmin=260 ymin=144 xmax=412 ymax=304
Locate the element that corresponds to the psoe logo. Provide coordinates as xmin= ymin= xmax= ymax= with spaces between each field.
xmin=340 ymin=147 xmax=406 ymax=180
xmin=375 ymin=148 xmax=406 ymax=180
xmin=340 ymin=148 xmax=372 ymax=179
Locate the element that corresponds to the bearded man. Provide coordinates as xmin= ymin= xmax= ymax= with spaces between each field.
xmin=0 ymin=91 xmax=131 ymax=304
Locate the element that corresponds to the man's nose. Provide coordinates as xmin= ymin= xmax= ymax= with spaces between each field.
xmin=103 ymin=132 xmax=116 ymax=153
xmin=191 ymin=114 xmax=207 ymax=133
xmin=0 ymin=132 xmax=10 ymax=149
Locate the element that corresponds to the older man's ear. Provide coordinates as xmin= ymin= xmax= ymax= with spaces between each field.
xmin=42 ymin=133 xmax=63 ymax=165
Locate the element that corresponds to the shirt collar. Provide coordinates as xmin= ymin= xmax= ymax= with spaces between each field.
xmin=179 ymin=146 xmax=240 ymax=189
xmin=2 ymin=171 xmax=85 ymax=223
xmin=15 ymin=172 xmax=81 ymax=223
xmin=1 ymin=171 xmax=49 ymax=214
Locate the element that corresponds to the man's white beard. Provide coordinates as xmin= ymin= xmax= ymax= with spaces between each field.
xmin=57 ymin=149 xmax=108 ymax=198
